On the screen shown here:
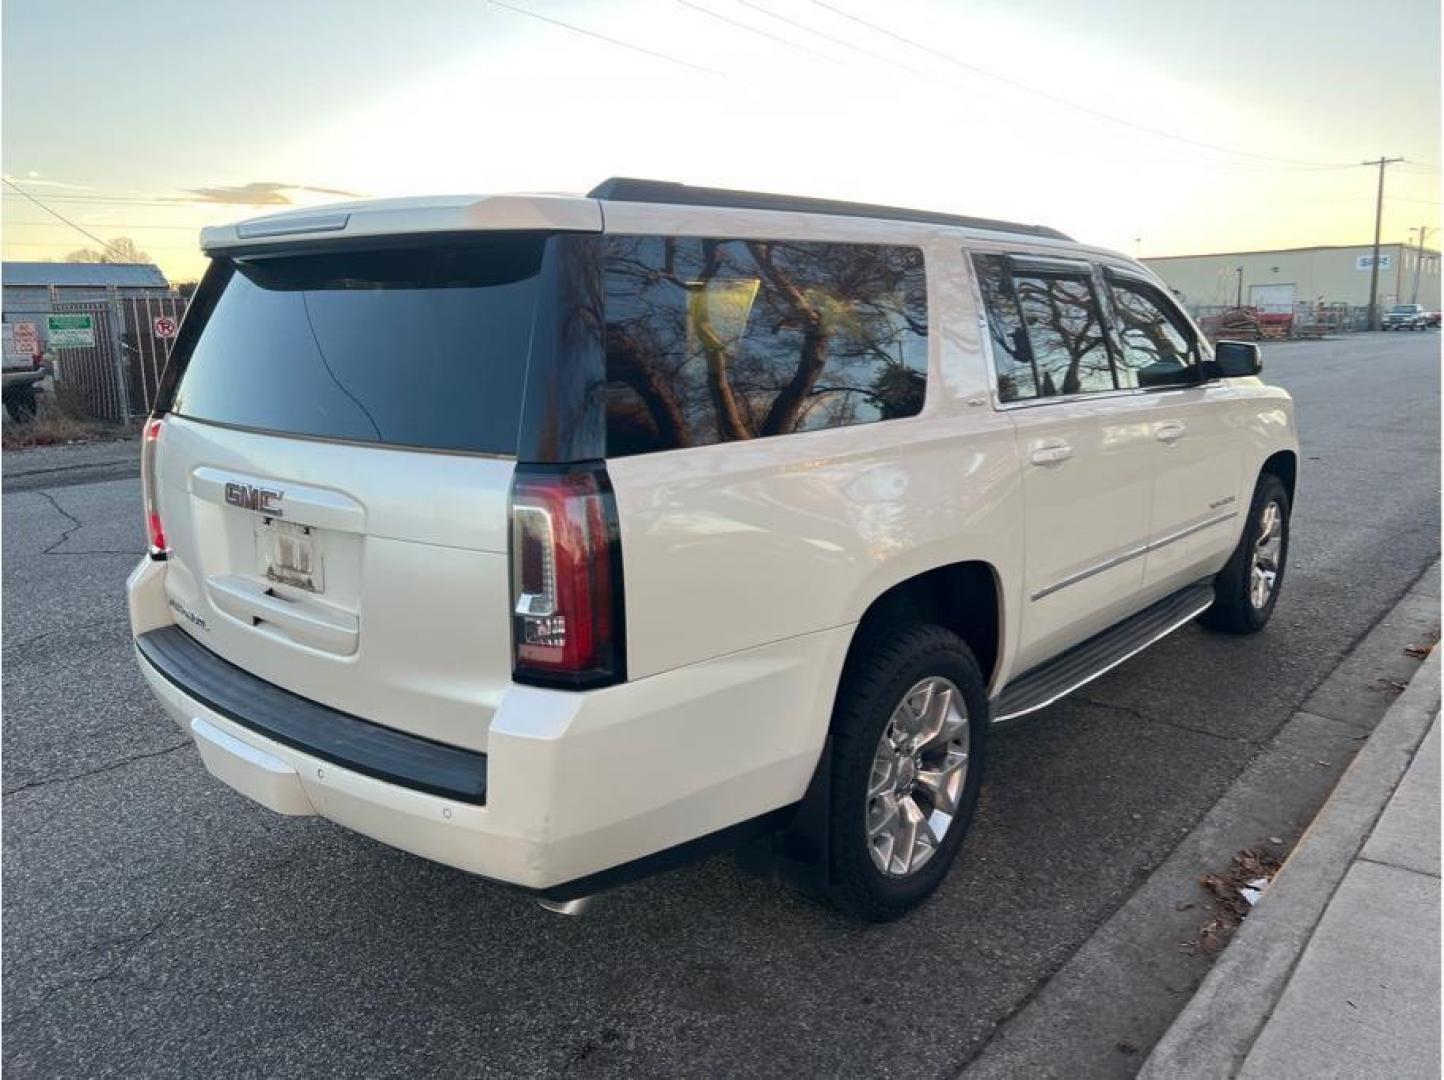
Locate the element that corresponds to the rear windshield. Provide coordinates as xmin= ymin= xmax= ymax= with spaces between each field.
xmin=169 ymin=235 xmax=546 ymax=454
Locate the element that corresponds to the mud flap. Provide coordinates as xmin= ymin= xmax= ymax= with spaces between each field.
xmin=735 ymin=736 xmax=833 ymax=901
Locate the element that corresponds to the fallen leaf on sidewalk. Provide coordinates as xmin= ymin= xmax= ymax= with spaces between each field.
xmin=1405 ymin=643 xmax=1435 ymax=659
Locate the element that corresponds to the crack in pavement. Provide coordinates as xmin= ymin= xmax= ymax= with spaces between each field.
xmin=44 ymin=549 xmax=144 ymax=557
xmin=2 ymin=615 xmax=131 ymax=653
xmin=34 ymin=489 xmax=84 ymax=554
xmin=6 ymin=908 xmax=198 ymax=1025
xmin=1073 ymin=694 xmax=1262 ymax=749
xmin=26 ymin=488 xmax=141 ymax=559
xmin=2 ymin=740 xmax=192 ymax=800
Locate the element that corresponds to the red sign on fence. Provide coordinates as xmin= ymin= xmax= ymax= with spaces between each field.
xmin=11 ymin=321 xmax=39 ymax=356
xmin=152 ymin=315 xmax=179 ymax=339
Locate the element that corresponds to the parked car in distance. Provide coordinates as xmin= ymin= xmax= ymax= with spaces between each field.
xmin=1383 ymin=303 xmax=1429 ymax=330
xmin=1426 ymin=310 xmax=1441 ymax=328
xmin=129 ymin=180 xmax=1299 ymax=921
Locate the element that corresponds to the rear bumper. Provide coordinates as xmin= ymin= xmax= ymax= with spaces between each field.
xmin=137 ymin=625 xmax=489 ymax=804
xmin=129 ymin=558 xmax=851 ymax=895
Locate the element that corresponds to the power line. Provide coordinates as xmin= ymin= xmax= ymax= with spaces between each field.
xmin=487 ymin=0 xmax=723 ymax=76
xmin=1 ymin=177 xmax=129 ymax=257
xmin=2 ymin=218 xmax=204 ymax=231
xmin=0 ymin=192 xmax=226 ymax=206
xmin=2 ymin=240 xmax=200 ymax=253
xmin=672 ymin=0 xmax=846 ymax=66
xmin=736 ymin=0 xmax=933 ymax=77
xmin=806 ymin=0 xmax=1360 ymax=171
xmin=1318 ymin=193 xmax=1441 ymax=208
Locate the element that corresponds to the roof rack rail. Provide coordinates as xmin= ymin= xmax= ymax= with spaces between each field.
xmin=587 ymin=178 xmax=1072 ymax=242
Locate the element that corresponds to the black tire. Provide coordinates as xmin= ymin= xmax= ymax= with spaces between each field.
xmin=826 ymin=623 xmax=989 ymax=922
xmin=1199 ymin=472 xmax=1290 ymax=635
xmin=3 ymin=384 xmax=37 ymax=423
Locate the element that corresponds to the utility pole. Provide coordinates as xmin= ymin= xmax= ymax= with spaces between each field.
xmin=1409 ymin=225 xmax=1435 ymax=304
xmin=1363 ymin=156 xmax=1404 ymax=330
xmin=1235 ymin=266 xmax=1244 ymax=307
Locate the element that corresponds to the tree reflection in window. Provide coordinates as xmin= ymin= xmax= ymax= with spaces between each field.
xmin=1012 ymin=272 xmax=1115 ymax=396
xmin=603 ymin=237 xmax=927 ymax=455
xmin=1107 ymin=277 xmax=1197 ymax=389
xmin=973 ymin=253 xmax=1036 ymax=402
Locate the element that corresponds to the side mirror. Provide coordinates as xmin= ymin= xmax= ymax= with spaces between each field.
xmin=1207 ymin=340 xmax=1262 ymax=379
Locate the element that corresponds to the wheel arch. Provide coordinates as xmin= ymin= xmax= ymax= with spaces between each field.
xmin=842 ymin=560 xmax=1003 ymax=695
xmin=1260 ymin=448 xmax=1297 ymax=505
xmin=747 ymin=559 xmax=1003 ymax=897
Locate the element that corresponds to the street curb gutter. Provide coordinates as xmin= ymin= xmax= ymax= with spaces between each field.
xmin=1138 ymin=648 xmax=1442 ymax=1080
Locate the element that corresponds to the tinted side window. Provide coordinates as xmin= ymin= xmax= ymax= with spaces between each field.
xmin=602 ymin=237 xmax=927 ymax=455
xmin=1106 ymin=275 xmax=1198 ymax=389
xmin=1012 ymin=271 xmax=1115 ymax=396
xmin=973 ymin=253 xmax=1035 ymax=402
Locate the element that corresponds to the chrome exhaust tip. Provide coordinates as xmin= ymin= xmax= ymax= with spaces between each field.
xmin=536 ymin=896 xmax=593 ymax=916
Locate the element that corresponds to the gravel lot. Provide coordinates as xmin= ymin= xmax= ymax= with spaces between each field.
xmin=3 ymin=332 xmax=1439 ymax=1078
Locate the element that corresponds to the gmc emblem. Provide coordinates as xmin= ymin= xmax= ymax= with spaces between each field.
xmin=224 ymin=482 xmax=283 ymax=517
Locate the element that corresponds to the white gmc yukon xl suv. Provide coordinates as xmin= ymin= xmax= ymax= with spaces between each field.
xmin=129 ymin=180 xmax=1298 ymax=921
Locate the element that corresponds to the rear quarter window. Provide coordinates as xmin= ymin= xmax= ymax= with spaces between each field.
xmin=168 ymin=235 xmax=546 ymax=455
xmin=601 ymin=236 xmax=927 ymax=456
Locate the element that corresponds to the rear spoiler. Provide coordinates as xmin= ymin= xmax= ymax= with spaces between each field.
xmin=201 ymin=194 xmax=602 ymax=254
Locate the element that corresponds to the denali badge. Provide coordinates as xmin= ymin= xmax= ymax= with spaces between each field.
xmin=224 ymin=481 xmax=283 ymax=517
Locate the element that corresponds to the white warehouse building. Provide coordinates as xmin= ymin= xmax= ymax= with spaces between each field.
xmin=1144 ymin=242 xmax=1441 ymax=315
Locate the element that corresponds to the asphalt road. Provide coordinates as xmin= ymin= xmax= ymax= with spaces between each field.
xmin=3 ymin=333 xmax=1439 ymax=1078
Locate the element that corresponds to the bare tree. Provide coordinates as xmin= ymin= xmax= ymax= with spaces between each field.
xmin=64 ymin=237 xmax=152 ymax=264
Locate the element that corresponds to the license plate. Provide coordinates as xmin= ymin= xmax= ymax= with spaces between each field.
xmin=256 ymin=519 xmax=324 ymax=593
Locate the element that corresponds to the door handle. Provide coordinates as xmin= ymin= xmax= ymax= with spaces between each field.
xmin=1156 ymin=421 xmax=1187 ymax=444
xmin=1029 ymin=440 xmax=1074 ymax=466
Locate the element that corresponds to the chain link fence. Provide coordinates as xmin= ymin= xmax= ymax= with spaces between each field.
xmin=120 ymin=294 xmax=188 ymax=417
xmin=4 ymin=288 xmax=189 ymax=423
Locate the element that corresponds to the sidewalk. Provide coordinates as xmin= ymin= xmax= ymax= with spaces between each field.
xmin=1142 ymin=651 xmax=1441 ymax=1079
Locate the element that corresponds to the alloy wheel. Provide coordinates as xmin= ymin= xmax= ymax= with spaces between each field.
xmin=1250 ymin=500 xmax=1283 ymax=609
xmin=865 ymin=676 xmax=970 ymax=877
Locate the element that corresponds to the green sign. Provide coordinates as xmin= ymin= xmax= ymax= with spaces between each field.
xmin=46 ymin=313 xmax=95 ymax=348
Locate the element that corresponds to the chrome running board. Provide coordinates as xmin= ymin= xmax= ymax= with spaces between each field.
xmin=991 ymin=580 xmax=1215 ymax=722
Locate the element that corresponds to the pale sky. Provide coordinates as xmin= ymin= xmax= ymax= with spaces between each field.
xmin=3 ymin=0 xmax=1439 ymax=282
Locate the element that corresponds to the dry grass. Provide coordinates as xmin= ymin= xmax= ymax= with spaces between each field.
xmin=1 ymin=383 xmax=138 ymax=450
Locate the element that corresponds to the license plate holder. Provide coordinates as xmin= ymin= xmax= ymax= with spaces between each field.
xmin=256 ymin=518 xmax=324 ymax=593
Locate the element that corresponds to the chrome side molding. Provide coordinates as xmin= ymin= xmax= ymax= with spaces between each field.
xmin=1031 ymin=513 xmax=1236 ymax=602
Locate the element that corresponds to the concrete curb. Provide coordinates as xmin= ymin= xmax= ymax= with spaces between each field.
xmin=2 ymin=438 xmax=140 ymax=492
xmin=1138 ymin=648 xmax=1442 ymax=1079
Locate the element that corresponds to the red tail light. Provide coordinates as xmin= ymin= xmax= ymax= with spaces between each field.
xmin=509 ymin=464 xmax=625 ymax=689
xmin=142 ymin=416 xmax=167 ymax=558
